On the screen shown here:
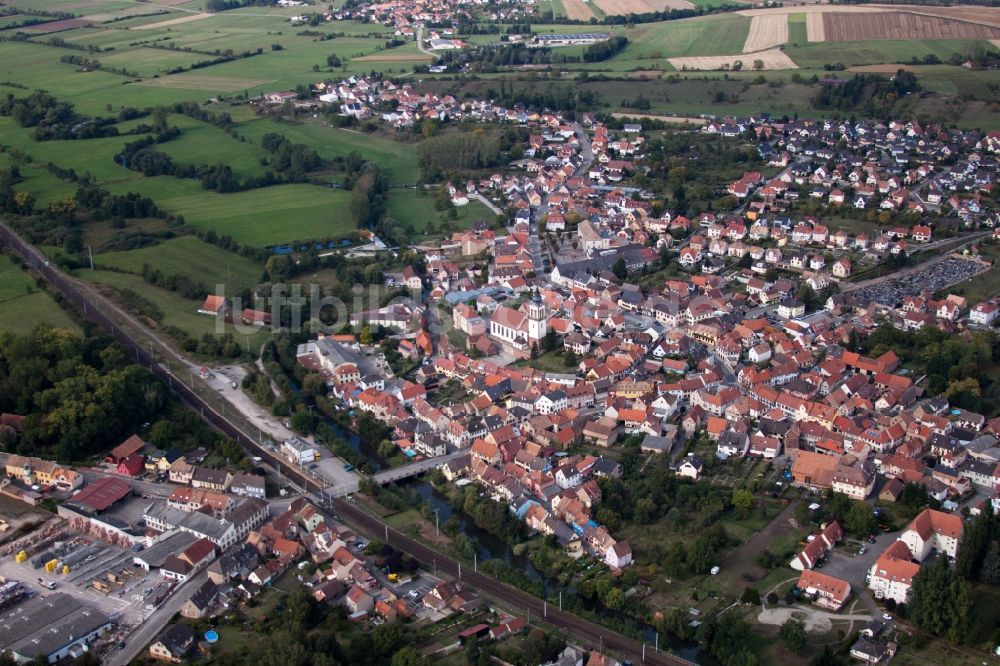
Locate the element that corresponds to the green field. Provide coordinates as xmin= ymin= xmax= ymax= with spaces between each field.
xmin=133 ymin=183 xmax=357 ymax=247
xmin=386 ymin=190 xmax=496 ymax=237
xmin=535 ymin=0 xmax=566 ymax=18
xmin=235 ymin=121 xmax=421 ymax=184
xmin=787 ymin=13 xmax=807 ymax=46
xmin=0 ymin=254 xmax=80 ymax=334
xmin=614 ymin=14 xmax=752 ymax=60
xmin=787 ymin=39 xmax=996 ymax=69
xmin=81 ymin=268 xmax=271 ymax=350
xmin=95 ymin=236 xmax=264 ymax=293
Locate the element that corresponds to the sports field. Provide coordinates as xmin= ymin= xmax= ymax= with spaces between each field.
xmin=0 ymin=255 xmax=81 ymax=334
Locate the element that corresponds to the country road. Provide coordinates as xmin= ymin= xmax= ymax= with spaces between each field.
xmin=0 ymin=221 xmax=693 ymax=666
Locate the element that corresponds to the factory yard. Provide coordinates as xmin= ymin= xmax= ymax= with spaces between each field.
xmin=0 ymin=529 xmax=163 ymax=627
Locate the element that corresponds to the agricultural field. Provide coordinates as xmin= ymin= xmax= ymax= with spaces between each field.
xmin=743 ymin=14 xmax=787 ymax=53
xmin=787 ymin=13 xmax=807 ymax=46
xmin=786 ymin=38 xmax=996 ymax=69
xmin=560 ymin=0 xmax=595 ymax=21
xmin=591 ymin=0 xmax=694 ymax=16
xmin=94 ymin=236 xmax=265 ymax=294
xmin=615 ymin=14 xmax=752 ymax=60
xmin=670 ymin=48 xmax=797 ymax=71
xmin=0 ymin=254 xmax=80 ymax=334
xmin=821 ymin=11 xmax=1000 ymax=42
xmin=535 ymin=0 xmax=567 ymax=18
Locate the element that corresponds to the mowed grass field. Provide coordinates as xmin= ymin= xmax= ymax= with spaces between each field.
xmin=118 ymin=183 xmax=357 ymax=246
xmin=0 ymin=254 xmax=81 ymax=334
xmin=613 ymin=14 xmax=752 ymax=59
xmin=386 ymin=190 xmax=496 ymax=237
xmin=95 ymin=236 xmax=264 ymax=293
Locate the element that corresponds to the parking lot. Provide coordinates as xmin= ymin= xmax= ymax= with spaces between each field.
xmin=852 ymin=255 xmax=989 ymax=306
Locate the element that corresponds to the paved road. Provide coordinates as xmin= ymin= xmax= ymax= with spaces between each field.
xmin=470 ymin=193 xmax=502 ymax=216
xmin=79 ymin=469 xmax=174 ymax=500
xmin=104 ymin=570 xmax=208 ymax=666
xmin=415 ymin=25 xmax=434 ymax=56
xmin=529 ymin=122 xmax=593 ymax=276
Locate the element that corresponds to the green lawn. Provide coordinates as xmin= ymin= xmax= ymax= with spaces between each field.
xmin=0 ymin=254 xmax=80 ymax=334
xmin=95 ymin=236 xmax=265 ymax=294
xmin=386 ymin=189 xmax=495 ymax=238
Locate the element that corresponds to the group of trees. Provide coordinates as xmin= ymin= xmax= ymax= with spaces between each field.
xmin=582 ymin=36 xmax=628 ymax=63
xmin=0 ymin=91 xmax=76 ymax=138
xmin=0 ymin=326 xmax=228 ymax=461
xmin=260 ymin=132 xmax=325 ymax=181
xmin=350 ymin=162 xmax=387 ymax=230
xmin=474 ymin=80 xmax=598 ymax=115
xmin=418 ymin=131 xmax=503 ymax=176
xmin=863 ymin=324 xmax=1000 ymax=414
xmin=455 ymin=484 xmax=528 ymax=544
xmin=119 ymin=129 xmax=326 ymax=193
xmin=909 ymin=554 xmax=975 ymax=643
xmin=812 ymin=71 xmax=920 ymax=119
xmin=956 ymin=504 xmax=1000 ymax=585
xmin=138 ymin=262 xmax=209 ymax=300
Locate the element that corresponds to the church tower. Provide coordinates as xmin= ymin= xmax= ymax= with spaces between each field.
xmin=526 ymin=288 xmax=548 ymax=341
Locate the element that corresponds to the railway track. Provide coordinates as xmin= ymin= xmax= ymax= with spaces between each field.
xmin=0 ymin=221 xmax=695 ymax=665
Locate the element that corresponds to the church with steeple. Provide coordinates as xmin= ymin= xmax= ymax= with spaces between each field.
xmin=487 ymin=289 xmax=548 ymax=352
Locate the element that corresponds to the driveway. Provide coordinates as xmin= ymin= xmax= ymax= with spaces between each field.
xmin=758 ymin=605 xmax=871 ymax=634
xmin=819 ymin=529 xmax=897 ymax=587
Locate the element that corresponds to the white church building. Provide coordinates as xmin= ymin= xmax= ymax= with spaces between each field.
xmin=488 ymin=290 xmax=548 ymax=352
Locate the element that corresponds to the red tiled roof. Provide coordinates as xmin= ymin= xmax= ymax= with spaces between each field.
xmin=70 ymin=476 xmax=131 ymax=511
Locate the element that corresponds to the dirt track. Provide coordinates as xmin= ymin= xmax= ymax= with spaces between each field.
xmin=131 ymin=12 xmax=212 ymax=29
